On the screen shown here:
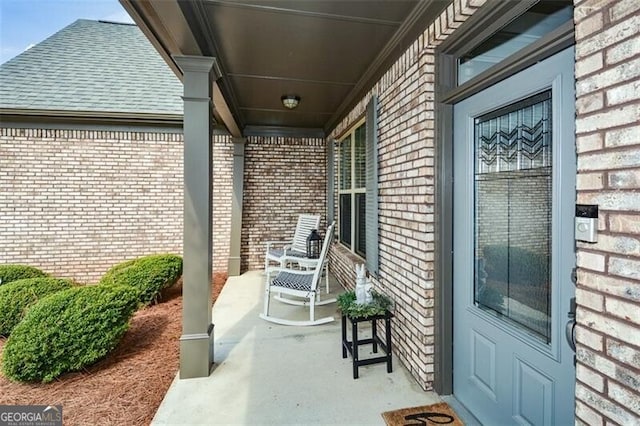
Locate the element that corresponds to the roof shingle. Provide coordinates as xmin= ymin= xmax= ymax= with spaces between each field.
xmin=0 ymin=19 xmax=183 ymax=116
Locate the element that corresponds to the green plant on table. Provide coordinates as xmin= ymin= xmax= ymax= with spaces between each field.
xmin=337 ymin=290 xmax=392 ymax=318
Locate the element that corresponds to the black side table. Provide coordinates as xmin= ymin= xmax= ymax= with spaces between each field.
xmin=341 ymin=310 xmax=393 ymax=379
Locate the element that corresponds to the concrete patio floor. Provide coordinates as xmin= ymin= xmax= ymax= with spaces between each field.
xmin=152 ymin=270 xmax=443 ymax=425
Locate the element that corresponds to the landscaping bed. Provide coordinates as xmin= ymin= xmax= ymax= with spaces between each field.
xmin=0 ymin=272 xmax=226 ymax=425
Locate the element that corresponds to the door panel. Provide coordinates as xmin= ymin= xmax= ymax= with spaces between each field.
xmin=470 ymin=330 xmax=497 ymax=400
xmin=514 ymin=358 xmax=553 ymax=426
xmin=453 ymin=47 xmax=576 ymax=425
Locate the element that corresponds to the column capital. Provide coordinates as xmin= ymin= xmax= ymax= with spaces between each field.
xmin=233 ymin=139 xmax=245 ymax=156
xmin=232 ymin=137 xmax=246 ymax=156
xmin=173 ymin=55 xmax=222 ymax=80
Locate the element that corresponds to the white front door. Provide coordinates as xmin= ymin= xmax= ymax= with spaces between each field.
xmin=453 ymin=47 xmax=576 ymax=425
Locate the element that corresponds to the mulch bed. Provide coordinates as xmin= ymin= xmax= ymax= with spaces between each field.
xmin=0 ymin=272 xmax=227 ymax=425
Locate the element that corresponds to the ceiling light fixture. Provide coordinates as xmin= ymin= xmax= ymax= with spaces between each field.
xmin=281 ymin=95 xmax=300 ymax=109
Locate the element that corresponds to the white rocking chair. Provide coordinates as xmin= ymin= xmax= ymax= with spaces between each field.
xmin=263 ymin=213 xmax=331 ymax=294
xmin=260 ymin=221 xmax=336 ymax=326
xmin=264 ymin=213 xmax=320 ymax=270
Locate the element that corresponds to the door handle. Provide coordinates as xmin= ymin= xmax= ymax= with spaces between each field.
xmin=565 ymin=297 xmax=576 ymax=352
xmin=565 ymin=319 xmax=576 ymax=352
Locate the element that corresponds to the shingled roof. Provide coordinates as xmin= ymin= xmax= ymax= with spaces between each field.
xmin=0 ymin=19 xmax=183 ymax=116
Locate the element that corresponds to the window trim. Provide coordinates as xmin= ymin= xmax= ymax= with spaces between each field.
xmin=338 ymin=117 xmax=367 ymax=258
xmin=327 ymin=138 xmax=336 ymax=226
xmin=439 ymin=0 xmax=574 ymax=104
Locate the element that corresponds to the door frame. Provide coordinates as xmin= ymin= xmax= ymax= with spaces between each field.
xmin=433 ymin=0 xmax=576 ymax=395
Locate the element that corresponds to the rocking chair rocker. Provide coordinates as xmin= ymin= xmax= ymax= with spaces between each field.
xmin=260 ymin=221 xmax=336 ymax=326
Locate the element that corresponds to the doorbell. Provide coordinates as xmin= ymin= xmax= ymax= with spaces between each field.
xmin=575 ymin=204 xmax=598 ymax=243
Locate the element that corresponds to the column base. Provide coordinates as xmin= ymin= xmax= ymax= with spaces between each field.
xmin=179 ymin=323 xmax=214 ymax=379
xmin=228 ymin=256 xmax=241 ymax=276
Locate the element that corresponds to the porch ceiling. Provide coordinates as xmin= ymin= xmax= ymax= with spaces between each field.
xmin=120 ymin=0 xmax=449 ymax=137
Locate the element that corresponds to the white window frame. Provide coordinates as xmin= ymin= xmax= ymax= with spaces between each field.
xmin=338 ymin=118 xmax=366 ymax=258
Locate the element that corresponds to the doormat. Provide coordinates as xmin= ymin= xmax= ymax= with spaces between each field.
xmin=382 ymin=402 xmax=464 ymax=426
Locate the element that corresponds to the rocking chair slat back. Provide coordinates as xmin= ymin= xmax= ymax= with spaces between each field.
xmin=291 ymin=214 xmax=321 ymax=255
xmin=311 ymin=221 xmax=334 ymax=288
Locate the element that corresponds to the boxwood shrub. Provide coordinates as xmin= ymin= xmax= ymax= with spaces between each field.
xmin=0 ymin=265 xmax=48 ymax=286
xmin=0 ymin=278 xmax=74 ymax=336
xmin=1 ymin=285 xmax=140 ymax=383
xmin=99 ymin=254 xmax=182 ymax=305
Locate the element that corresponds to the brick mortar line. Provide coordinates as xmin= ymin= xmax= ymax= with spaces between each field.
xmin=575 ymin=298 xmax=640 ymax=334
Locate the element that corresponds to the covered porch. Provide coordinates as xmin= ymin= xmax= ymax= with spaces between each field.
xmin=152 ymin=271 xmax=471 ymax=424
xmin=118 ymin=0 xmax=459 ymax=389
xmin=115 ymin=0 xmax=634 ymax=425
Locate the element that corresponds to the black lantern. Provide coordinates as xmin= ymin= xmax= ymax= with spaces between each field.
xmin=306 ymin=229 xmax=322 ymax=259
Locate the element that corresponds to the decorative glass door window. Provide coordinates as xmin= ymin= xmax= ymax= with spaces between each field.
xmin=474 ymin=90 xmax=553 ymax=341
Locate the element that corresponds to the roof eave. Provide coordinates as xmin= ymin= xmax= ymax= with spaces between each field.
xmin=119 ymin=0 xmax=242 ymax=137
xmin=0 ymin=108 xmax=184 ymax=127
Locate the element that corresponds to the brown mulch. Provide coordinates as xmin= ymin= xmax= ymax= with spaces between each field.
xmin=0 ymin=272 xmax=227 ymax=425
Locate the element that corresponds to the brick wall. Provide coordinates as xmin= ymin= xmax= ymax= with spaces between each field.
xmin=241 ymin=136 xmax=326 ymax=272
xmin=0 ymin=127 xmax=233 ymax=283
xmin=328 ymin=0 xmax=484 ymax=390
xmin=573 ymin=0 xmax=640 ymax=424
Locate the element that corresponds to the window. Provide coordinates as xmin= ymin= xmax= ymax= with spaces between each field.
xmin=457 ymin=2 xmax=573 ymax=85
xmin=339 ymin=121 xmax=367 ymax=257
xmin=330 ymin=96 xmax=378 ymax=275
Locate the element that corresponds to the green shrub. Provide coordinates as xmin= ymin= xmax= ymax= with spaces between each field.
xmin=0 ymin=265 xmax=48 ymax=286
xmin=1 ymin=285 xmax=139 ymax=383
xmin=99 ymin=254 xmax=182 ymax=305
xmin=101 ymin=258 xmax=137 ymax=279
xmin=0 ymin=278 xmax=74 ymax=336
